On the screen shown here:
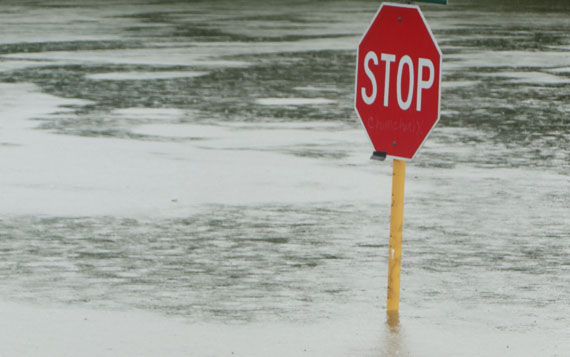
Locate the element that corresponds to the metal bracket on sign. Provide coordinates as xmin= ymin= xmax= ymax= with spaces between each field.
xmin=371 ymin=151 xmax=387 ymax=161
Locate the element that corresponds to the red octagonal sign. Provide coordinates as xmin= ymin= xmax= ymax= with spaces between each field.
xmin=355 ymin=3 xmax=442 ymax=160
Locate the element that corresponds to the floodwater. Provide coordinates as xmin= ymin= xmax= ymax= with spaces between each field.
xmin=0 ymin=0 xmax=568 ymax=356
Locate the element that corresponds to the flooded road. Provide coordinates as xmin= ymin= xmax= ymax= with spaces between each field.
xmin=0 ymin=0 xmax=569 ymax=355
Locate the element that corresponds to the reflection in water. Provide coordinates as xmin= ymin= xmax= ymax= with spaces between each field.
xmin=383 ymin=310 xmax=404 ymax=356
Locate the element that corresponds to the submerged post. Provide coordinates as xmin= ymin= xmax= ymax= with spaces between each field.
xmin=387 ymin=159 xmax=406 ymax=313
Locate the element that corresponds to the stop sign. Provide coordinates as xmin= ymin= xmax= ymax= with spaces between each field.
xmin=355 ymin=3 xmax=442 ymax=160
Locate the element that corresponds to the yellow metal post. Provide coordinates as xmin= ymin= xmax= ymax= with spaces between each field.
xmin=387 ymin=159 xmax=406 ymax=313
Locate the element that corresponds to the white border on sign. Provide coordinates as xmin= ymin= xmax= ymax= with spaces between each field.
xmin=353 ymin=2 xmax=443 ymax=161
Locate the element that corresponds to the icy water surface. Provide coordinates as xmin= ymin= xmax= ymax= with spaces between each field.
xmin=0 ymin=0 xmax=569 ymax=356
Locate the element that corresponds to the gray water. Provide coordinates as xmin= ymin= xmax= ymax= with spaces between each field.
xmin=0 ymin=0 xmax=569 ymax=355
